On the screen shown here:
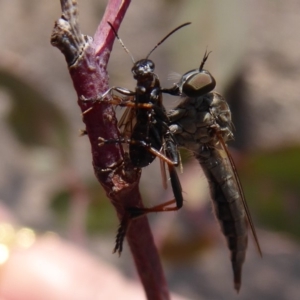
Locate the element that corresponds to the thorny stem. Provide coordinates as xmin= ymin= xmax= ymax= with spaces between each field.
xmin=51 ymin=1 xmax=170 ymax=299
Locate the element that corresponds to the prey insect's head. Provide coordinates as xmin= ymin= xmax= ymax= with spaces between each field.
xmin=132 ymin=22 xmax=191 ymax=80
xmin=179 ymin=50 xmax=216 ymax=98
xmin=108 ymin=21 xmax=191 ymax=80
xmin=131 ymin=59 xmax=155 ymax=79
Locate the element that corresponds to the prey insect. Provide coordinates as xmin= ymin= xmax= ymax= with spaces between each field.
xmin=165 ymin=51 xmax=262 ymax=292
xmin=98 ymin=22 xmax=190 ymax=253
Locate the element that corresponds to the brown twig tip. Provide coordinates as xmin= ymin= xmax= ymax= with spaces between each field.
xmin=60 ymin=0 xmax=78 ymax=15
xmin=51 ymin=0 xmax=87 ymax=65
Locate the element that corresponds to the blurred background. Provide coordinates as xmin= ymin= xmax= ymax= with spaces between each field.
xmin=1 ymin=0 xmax=300 ymax=299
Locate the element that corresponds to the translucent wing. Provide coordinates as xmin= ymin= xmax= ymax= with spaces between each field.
xmin=217 ymin=133 xmax=262 ymax=257
xmin=118 ymin=107 xmax=136 ymax=138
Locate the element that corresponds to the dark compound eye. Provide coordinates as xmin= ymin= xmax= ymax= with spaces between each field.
xmin=182 ymin=70 xmax=216 ymax=98
xmin=131 ymin=59 xmax=155 ymax=78
xmin=146 ymin=60 xmax=155 ymax=72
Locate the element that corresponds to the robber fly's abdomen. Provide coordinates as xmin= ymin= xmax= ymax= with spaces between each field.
xmin=168 ymin=91 xmax=255 ymax=291
xmin=196 ymin=147 xmax=248 ymax=289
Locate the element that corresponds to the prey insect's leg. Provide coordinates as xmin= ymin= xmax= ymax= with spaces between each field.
xmin=114 ymin=199 xmax=177 ymax=255
xmin=127 ymin=179 xmax=183 ymax=216
xmin=128 ymin=199 xmax=178 ymax=218
xmin=167 ymin=164 xmax=183 ymax=209
xmin=114 ymin=195 xmax=181 ymax=254
xmin=113 ymin=197 xmax=179 ymax=255
xmin=98 ymin=136 xmax=128 ymax=146
xmin=142 ymin=142 xmax=177 ymax=166
xmin=127 ymin=137 xmax=184 ymax=217
xmin=164 ymin=134 xmax=184 ymax=208
xmin=80 ymin=87 xmax=136 ymax=114
xmin=98 ymin=136 xmax=178 ymax=166
xmin=96 ymin=94 xmax=155 ymax=109
xmin=113 ymin=217 xmax=130 ymax=255
xmin=101 ymin=86 xmax=136 ymax=99
xmin=131 ymin=166 xmax=183 ymax=214
xmin=81 ymin=89 xmax=157 ymax=117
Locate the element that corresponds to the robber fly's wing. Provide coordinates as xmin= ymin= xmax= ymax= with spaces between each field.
xmin=218 ymin=133 xmax=262 ymax=256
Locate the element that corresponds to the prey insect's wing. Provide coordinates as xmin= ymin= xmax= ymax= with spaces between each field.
xmin=217 ymin=133 xmax=262 ymax=257
xmin=118 ymin=107 xmax=137 ymax=138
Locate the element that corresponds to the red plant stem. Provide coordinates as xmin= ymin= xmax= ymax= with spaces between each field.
xmin=51 ymin=1 xmax=170 ymax=299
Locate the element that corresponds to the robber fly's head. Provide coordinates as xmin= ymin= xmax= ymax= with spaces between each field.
xmin=131 ymin=59 xmax=155 ymax=79
xmin=179 ymin=68 xmax=216 ymax=98
xmin=178 ymin=50 xmax=216 ymax=98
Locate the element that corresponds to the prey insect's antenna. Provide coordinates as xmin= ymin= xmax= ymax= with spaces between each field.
xmin=199 ymin=49 xmax=212 ymax=71
xmin=108 ymin=22 xmax=135 ymax=64
xmin=146 ymin=22 xmax=191 ymax=59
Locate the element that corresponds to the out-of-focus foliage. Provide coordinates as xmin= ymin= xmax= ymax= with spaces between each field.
xmin=240 ymin=146 xmax=300 ymax=238
xmin=50 ymin=179 xmax=117 ymax=233
xmin=86 ymin=181 xmax=117 ymax=233
xmin=50 ymin=188 xmax=70 ymax=226
xmin=0 ymin=70 xmax=70 ymax=151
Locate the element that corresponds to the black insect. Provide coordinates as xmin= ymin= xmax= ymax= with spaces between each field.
xmin=99 ymin=22 xmax=190 ymax=252
xmin=164 ymin=51 xmax=262 ymax=292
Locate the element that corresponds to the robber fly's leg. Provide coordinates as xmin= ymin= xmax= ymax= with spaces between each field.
xmin=160 ymin=85 xmax=181 ymax=96
xmin=167 ymin=107 xmax=187 ymax=123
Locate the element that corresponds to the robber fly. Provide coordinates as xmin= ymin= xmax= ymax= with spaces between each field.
xmin=163 ymin=51 xmax=262 ymax=292
xmin=98 ymin=22 xmax=190 ymax=252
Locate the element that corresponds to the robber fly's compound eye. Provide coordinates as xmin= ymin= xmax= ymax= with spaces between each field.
xmin=181 ymin=69 xmax=216 ymax=98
